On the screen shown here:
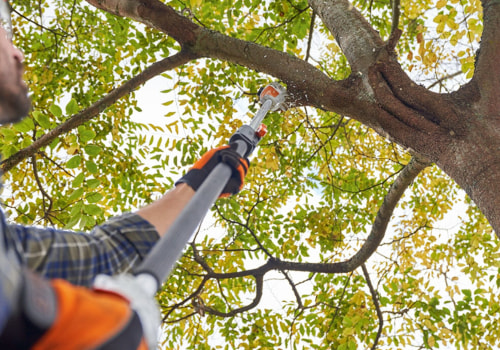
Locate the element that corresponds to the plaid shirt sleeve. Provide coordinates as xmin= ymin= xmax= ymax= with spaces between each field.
xmin=7 ymin=212 xmax=160 ymax=287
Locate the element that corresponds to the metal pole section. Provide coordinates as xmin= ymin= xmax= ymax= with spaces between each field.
xmin=249 ymin=100 xmax=273 ymax=131
xmin=134 ymin=141 xmax=249 ymax=296
xmin=133 ymin=86 xmax=284 ymax=295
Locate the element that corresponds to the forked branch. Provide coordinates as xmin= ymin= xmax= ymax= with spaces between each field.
xmin=174 ymin=156 xmax=430 ymax=318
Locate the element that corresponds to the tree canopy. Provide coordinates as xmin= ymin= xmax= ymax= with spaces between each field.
xmin=4 ymin=0 xmax=500 ymax=348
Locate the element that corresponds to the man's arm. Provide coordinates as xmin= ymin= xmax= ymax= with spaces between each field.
xmin=7 ymin=184 xmax=194 ymax=287
xmin=7 ymin=146 xmax=247 ymax=287
xmin=136 ymin=183 xmax=195 ymax=237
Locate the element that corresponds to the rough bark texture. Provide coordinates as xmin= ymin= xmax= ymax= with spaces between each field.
xmin=71 ymin=0 xmax=500 ymax=235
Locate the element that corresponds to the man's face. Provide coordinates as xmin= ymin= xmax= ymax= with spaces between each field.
xmin=0 ymin=11 xmax=31 ymax=124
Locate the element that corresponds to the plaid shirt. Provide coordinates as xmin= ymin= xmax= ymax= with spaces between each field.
xmin=4 ymin=212 xmax=160 ymax=287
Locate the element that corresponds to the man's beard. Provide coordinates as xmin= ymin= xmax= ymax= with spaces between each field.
xmin=0 ymin=55 xmax=32 ymax=124
xmin=0 ymin=88 xmax=31 ymax=124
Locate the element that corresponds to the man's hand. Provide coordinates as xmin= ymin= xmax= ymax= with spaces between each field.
xmin=176 ymin=143 xmax=250 ymax=198
xmin=93 ymin=273 xmax=160 ymax=350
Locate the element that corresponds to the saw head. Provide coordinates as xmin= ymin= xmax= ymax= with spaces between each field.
xmin=259 ymin=82 xmax=288 ymax=112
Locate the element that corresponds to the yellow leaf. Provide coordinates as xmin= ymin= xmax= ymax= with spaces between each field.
xmin=342 ymin=328 xmax=355 ymax=336
xmin=428 ymin=335 xmax=436 ymax=347
xmin=436 ymin=0 xmax=447 ymax=8
xmin=436 ymin=21 xmax=445 ymax=34
xmin=264 ymin=149 xmax=280 ymax=171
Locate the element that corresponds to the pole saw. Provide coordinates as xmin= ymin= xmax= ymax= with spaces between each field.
xmin=132 ymin=82 xmax=288 ymax=296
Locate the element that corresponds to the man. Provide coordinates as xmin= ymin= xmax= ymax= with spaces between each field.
xmin=0 ymin=0 xmax=250 ymax=348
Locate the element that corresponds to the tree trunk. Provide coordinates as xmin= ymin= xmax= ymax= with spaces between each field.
xmin=438 ymin=88 xmax=500 ymax=234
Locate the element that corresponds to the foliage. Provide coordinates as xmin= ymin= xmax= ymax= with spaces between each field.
xmin=4 ymin=0 xmax=498 ymax=349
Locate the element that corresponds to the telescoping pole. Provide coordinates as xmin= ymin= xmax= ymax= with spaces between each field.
xmin=134 ymin=83 xmax=288 ymax=296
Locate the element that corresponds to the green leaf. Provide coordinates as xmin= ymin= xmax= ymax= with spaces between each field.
xmin=2 ymin=144 xmax=19 ymax=158
xmin=79 ymin=129 xmax=96 ymax=143
xmin=87 ymin=179 xmax=101 ymax=189
xmin=83 ymin=204 xmax=102 ymax=216
xmin=66 ymin=155 xmax=82 ymax=169
xmin=20 ymin=136 xmax=32 ymax=148
xmin=84 ymin=144 xmax=102 ymax=156
xmin=86 ymin=160 xmax=98 ymax=173
xmin=72 ymin=173 xmax=85 ymax=187
xmin=86 ymin=192 xmax=104 ymax=203
xmin=70 ymin=201 xmax=83 ymax=217
xmin=64 ymin=212 xmax=81 ymax=229
xmin=65 ymin=99 xmax=79 ymax=115
xmin=13 ymin=118 xmax=35 ymax=133
xmin=0 ymin=128 xmax=17 ymax=141
xmin=80 ymin=214 xmax=96 ymax=228
xmin=49 ymin=137 xmax=60 ymax=149
xmin=33 ymin=111 xmax=51 ymax=129
xmin=67 ymin=187 xmax=84 ymax=202
xmin=49 ymin=104 xmax=63 ymax=118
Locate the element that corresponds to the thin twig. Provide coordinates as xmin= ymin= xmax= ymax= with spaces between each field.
xmin=201 ymin=275 xmax=264 ymax=317
xmin=390 ymin=0 xmax=401 ymax=37
xmin=162 ymin=274 xmax=209 ymax=322
xmin=327 ymin=272 xmax=353 ymax=333
xmin=280 ymin=270 xmax=303 ymax=309
xmin=361 ymin=264 xmax=383 ymax=350
xmin=427 ymin=71 xmax=462 ymax=90
xmin=386 ymin=0 xmax=402 ymax=51
xmin=38 ymin=152 xmax=74 ymax=177
xmin=31 ymin=155 xmax=54 ymax=224
xmin=214 ymin=203 xmax=275 ymax=259
xmin=305 ymin=10 xmax=316 ymax=62
xmin=305 ymin=116 xmax=344 ymax=164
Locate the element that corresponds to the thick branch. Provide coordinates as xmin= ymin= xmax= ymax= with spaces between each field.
xmin=85 ymin=0 xmax=358 ymax=113
xmin=472 ymin=0 xmax=500 ymax=114
xmin=368 ymin=64 xmax=444 ymax=135
xmin=376 ymin=61 xmax=464 ymax=134
xmin=195 ymin=30 xmax=351 ymax=109
xmin=84 ymin=0 xmax=458 ymax=159
xmin=86 ymin=0 xmax=199 ymax=44
xmin=308 ymin=0 xmax=384 ymax=72
xmin=1 ymin=51 xmax=195 ymax=173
